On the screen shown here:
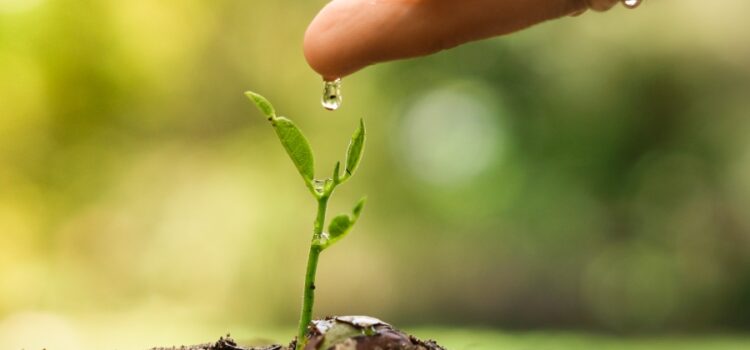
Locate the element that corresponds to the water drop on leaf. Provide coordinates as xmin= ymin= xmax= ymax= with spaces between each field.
xmin=313 ymin=179 xmax=327 ymax=194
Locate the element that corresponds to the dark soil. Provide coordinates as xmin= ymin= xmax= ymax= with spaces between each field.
xmin=150 ymin=316 xmax=445 ymax=350
xmin=149 ymin=335 xmax=283 ymax=350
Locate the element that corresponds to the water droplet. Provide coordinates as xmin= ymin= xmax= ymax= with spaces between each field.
xmin=313 ymin=179 xmax=326 ymax=193
xmin=313 ymin=178 xmax=332 ymax=193
xmin=318 ymin=232 xmax=331 ymax=246
xmin=321 ymin=78 xmax=342 ymax=111
xmin=622 ymin=0 xmax=641 ymax=9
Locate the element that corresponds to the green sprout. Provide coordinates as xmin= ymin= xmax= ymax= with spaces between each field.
xmin=245 ymin=91 xmax=367 ymax=350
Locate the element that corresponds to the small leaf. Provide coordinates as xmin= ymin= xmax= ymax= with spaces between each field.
xmin=322 ymin=197 xmax=367 ymax=249
xmin=333 ymin=161 xmax=341 ymax=184
xmin=272 ymin=117 xmax=315 ymax=182
xmin=352 ymin=197 xmax=366 ymax=219
xmin=344 ymin=119 xmax=366 ymax=176
xmin=245 ymin=91 xmax=276 ymax=120
xmin=328 ymin=214 xmax=352 ymax=240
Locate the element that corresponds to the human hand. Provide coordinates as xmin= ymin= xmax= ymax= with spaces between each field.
xmin=303 ymin=0 xmax=639 ymax=80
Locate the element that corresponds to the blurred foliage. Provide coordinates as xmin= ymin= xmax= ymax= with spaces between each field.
xmin=1 ymin=0 xmax=750 ymax=348
xmin=409 ymin=329 xmax=750 ymax=350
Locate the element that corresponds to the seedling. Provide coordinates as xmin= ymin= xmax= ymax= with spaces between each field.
xmin=245 ymin=91 xmax=366 ymax=350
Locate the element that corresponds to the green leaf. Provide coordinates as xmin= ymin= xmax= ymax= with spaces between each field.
xmin=344 ymin=119 xmax=366 ymax=177
xmin=352 ymin=197 xmax=366 ymax=219
xmin=322 ymin=197 xmax=366 ymax=249
xmin=245 ymin=91 xmax=276 ymax=120
xmin=328 ymin=214 xmax=352 ymax=240
xmin=272 ymin=117 xmax=315 ymax=182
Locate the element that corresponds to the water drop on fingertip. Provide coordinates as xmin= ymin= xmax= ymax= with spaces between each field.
xmin=623 ymin=0 xmax=641 ymax=9
xmin=321 ymin=78 xmax=342 ymax=111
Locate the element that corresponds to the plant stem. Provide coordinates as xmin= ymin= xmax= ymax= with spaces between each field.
xmin=296 ymin=195 xmax=328 ymax=350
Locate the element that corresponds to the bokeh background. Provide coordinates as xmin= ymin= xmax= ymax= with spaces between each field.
xmin=1 ymin=0 xmax=750 ymax=349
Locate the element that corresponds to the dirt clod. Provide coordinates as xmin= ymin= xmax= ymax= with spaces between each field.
xmin=303 ymin=316 xmax=446 ymax=350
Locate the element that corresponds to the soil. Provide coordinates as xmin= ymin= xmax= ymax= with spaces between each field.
xmin=149 ymin=335 xmax=282 ymax=350
xmin=150 ymin=316 xmax=445 ymax=350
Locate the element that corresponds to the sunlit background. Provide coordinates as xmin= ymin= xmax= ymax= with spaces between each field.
xmin=1 ymin=0 xmax=750 ymax=349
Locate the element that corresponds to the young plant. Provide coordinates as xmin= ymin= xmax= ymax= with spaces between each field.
xmin=245 ymin=91 xmax=366 ymax=350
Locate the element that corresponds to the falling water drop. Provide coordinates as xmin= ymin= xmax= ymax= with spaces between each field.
xmin=321 ymin=78 xmax=342 ymax=111
xmin=622 ymin=0 xmax=641 ymax=9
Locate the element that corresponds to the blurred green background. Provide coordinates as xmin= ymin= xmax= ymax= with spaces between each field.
xmin=2 ymin=0 xmax=750 ymax=348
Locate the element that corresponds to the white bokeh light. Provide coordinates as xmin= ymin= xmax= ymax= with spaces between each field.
xmin=396 ymin=84 xmax=505 ymax=186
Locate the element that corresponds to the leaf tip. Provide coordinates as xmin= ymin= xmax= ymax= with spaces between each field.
xmin=353 ymin=196 xmax=367 ymax=217
xmin=333 ymin=161 xmax=341 ymax=184
xmin=245 ymin=90 xmax=276 ymax=120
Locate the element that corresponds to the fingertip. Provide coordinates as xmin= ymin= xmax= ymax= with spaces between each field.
xmin=303 ymin=2 xmax=367 ymax=80
xmin=303 ymin=0 xmax=416 ymax=80
xmin=303 ymin=0 xmax=589 ymax=80
xmin=303 ymin=14 xmax=341 ymax=80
